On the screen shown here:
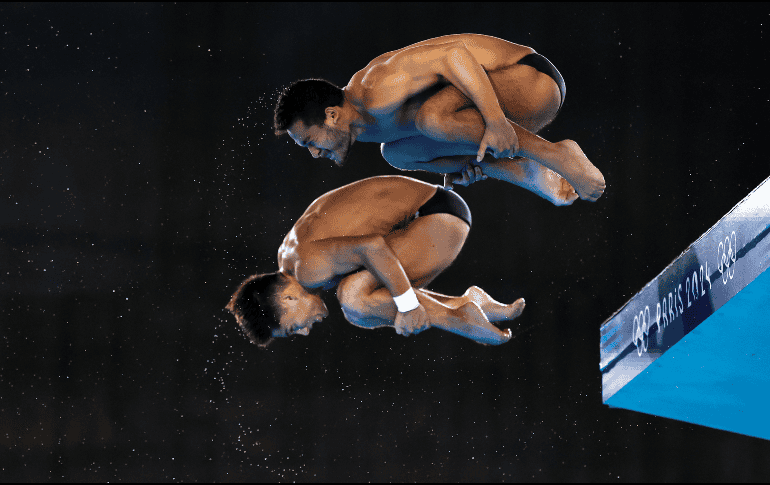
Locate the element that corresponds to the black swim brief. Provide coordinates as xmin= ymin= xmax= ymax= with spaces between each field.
xmin=517 ymin=52 xmax=566 ymax=112
xmin=416 ymin=186 xmax=472 ymax=227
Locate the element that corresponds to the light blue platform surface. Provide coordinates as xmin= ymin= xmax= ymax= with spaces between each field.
xmin=606 ymin=267 xmax=770 ymax=441
xmin=601 ymin=177 xmax=770 ymax=440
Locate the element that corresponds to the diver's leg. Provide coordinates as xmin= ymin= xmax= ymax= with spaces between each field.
xmin=336 ymin=214 xmax=517 ymax=344
xmin=414 ymin=63 xmax=560 ymax=138
xmin=382 ymin=133 xmax=603 ymax=202
xmin=421 ymin=287 xmax=525 ymax=323
xmin=389 ymin=70 xmax=605 ymax=201
xmin=339 ymin=282 xmax=512 ymax=345
xmin=340 ymin=285 xmax=524 ymax=328
xmin=381 ymin=141 xmax=578 ymax=206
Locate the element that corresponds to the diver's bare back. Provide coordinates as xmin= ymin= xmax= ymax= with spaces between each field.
xmin=277 ymin=176 xmax=437 ymax=276
xmin=347 ymin=34 xmax=535 ymax=142
xmin=365 ymin=34 xmax=534 ymax=69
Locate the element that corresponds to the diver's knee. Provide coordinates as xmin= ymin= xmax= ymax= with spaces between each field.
xmin=414 ymin=106 xmax=443 ymax=138
xmin=336 ymin=275 xmax=373 ymax=317
xmin=336 ymin=277 xmax=358 ymax=313
xmin=337 ymin=293 xmax=375 ymax=327
xmin=340 ymin=305 xmax=363 ymax=326
xmin=380 ymin=142 xmax=414 ymax=168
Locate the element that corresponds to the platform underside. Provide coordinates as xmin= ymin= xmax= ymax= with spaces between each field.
xmin=601 ymin=177 xmax=770 ymax=440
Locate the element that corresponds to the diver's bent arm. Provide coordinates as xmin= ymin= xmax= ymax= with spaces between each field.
xmin=381 ymin=42 xmax=508 ymax=127
xmin=296 ymin=235 xmax=412 ymax=298
xmin=436 ymin=44 xmax=508 ymax=126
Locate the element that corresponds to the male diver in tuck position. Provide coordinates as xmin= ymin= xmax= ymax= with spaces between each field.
xmin=274 ymin=33 xmax=604 ymax=203
xmin=226 ymin=175 xmax=525 ymax=347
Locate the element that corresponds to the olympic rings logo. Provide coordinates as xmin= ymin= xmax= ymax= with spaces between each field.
xmin=718 ymin=231 xmax=737 ymax=284
xmin=630 ymin=229 xmax=735 ymax=359
xmin=632 ymin=305 xmax=653 ymax=357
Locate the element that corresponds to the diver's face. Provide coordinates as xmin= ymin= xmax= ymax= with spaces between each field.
xmin=272 ymin=278 xmax=329 ymax=338
xmin=288 ymin=117 xmax=352 ymax=166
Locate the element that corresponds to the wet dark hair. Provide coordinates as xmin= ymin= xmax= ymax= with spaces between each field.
xmin=273 ymin=78 xmax=344 ymax=134
xmin=225 ymin=272 xmax=289 ymax=347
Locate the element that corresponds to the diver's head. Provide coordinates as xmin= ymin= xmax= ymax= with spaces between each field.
xmin=273 ymin=78 xmax=353 ymax=166
xmin=226 ymin=271 xmax=328 ymax=347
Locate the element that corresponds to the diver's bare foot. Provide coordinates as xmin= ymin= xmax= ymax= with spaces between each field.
xmin=555 ymin=139 xmax=605 ymax=202
xmin=464 ymin=286 xmax=526 ymax=322
xmin=556 ymin=177 xmax=579 ymax=206
xmin=454 ymin=301 xmax=512 ymax=345
xmin=526 ymin=160 xmax=579 ymax=206
xmin=478 ymin=157 xmax=577 ymax=206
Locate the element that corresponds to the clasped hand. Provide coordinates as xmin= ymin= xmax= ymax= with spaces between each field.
xmin=477 ymin=118 xmax=518 ymax=161
xmin=444 ymin=164 xmax=487 ymax=189
xmin=394 ymin=304 xmax=430 ymax=337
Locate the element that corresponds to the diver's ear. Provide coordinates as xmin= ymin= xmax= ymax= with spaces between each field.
xmin=324 ymin=106 xmax=339 ymax=126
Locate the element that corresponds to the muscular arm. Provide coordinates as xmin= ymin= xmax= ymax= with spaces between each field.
xmin=364 ymin=42 xmax=517 ymax=159
xmin=294 ymin=235 xmax=412 ymax=297
xmin=367 ymin=43 xmax=504 ymax=124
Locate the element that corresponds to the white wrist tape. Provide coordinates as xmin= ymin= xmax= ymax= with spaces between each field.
xmin=393 ymin=288 xmax=420 ymax=313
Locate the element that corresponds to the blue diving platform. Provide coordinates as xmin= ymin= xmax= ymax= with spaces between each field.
xmin=600 ymin=177 xmax=770 ymax=441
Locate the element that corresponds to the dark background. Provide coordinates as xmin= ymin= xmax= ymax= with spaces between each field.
xmin=1 ymin=2 xmax=768 ymax=481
